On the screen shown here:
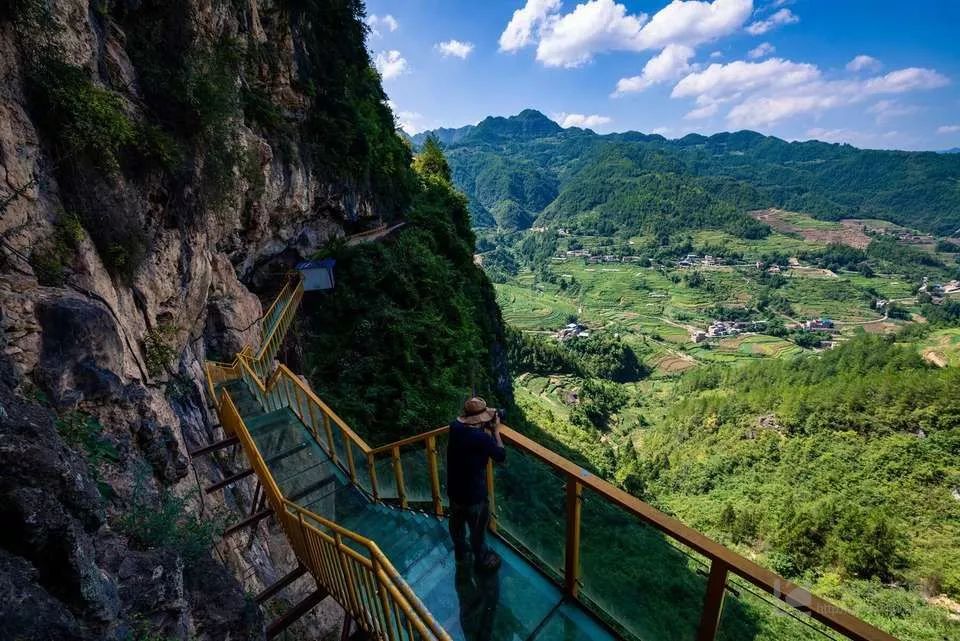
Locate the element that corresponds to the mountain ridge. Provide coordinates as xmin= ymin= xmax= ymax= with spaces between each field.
xmin=414 ymin=110 xmax=960 ymax=236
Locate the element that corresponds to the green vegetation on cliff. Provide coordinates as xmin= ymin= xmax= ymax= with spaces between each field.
xmin=302 ymin=138 xmax=508 ymax=444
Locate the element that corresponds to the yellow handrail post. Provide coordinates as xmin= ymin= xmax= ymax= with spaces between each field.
xmin=281 ymin=376 xmax=292 ymax=409
xmin=219 ymin=390 xmax=233 ymax=434
xmin=345 ymin=438 xmax=358 ymax=484
xmin=426 ymin=436 xmax=443 ymax=516
xmin=292 ymin=384 xmax=303 ymax=421
xmin=205 ymin=363 xmax=220 ymax=411
xmin=307 ymin=397 xmax=319 ymax=441
xmin=564 ymin=476 xmax=583 ymax=598
xmin=368 ymin=453 xmax=380 ymax=500
xmin=324 ymin=413 xmax=337 ymax=463
xmin=371 ymin=557 xmax=396 ymax=640
xmin=335 ymin=532 xmax=363 ymax=618
xmin=486 ymin=459 xmax=497 ymax=534
xmin=696 ymin=560 xmax=730 ymax=641
xmin=392 ymin=446 xmax=407 ymax=509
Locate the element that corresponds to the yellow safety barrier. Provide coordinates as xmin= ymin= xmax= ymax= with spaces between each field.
xmin=204 ymin=273 xmax=899 ymax=641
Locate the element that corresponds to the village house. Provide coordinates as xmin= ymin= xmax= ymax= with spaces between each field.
xmin=707 ymin=321 xmax=740 ymax=338
xmin=803 ymin=318 xmax=836 ymax=331
xmin=557 ymin=323 xmax=590 ymax=342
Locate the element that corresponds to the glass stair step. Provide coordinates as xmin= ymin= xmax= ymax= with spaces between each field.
xmin=274 ymin=452 xmax=341 ymax=496
xmin=401 ymin=536 xmax=452 ymax=586
xmin=303 ymin=483 xmax=369 ymax=527
xmin=287 ymin=474 xmax=339 ymax=503
xmin=253 ymin=423 xmax=309 ymax=458
xmin=263 ymin=440 xmax=309 ymax=465
xmin=245 ymin=409 xmax=297 ymax=434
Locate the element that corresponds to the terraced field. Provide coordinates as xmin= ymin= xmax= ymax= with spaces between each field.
xmin=495 ymin=258 xmax=931 ymax=377
xmin=496 ymin=283 xmax=577 ymax=331
xmin=692 ymin=229 xmax=819 ymax=258
xmin=918 ymin=328 xmax=960 ymax=367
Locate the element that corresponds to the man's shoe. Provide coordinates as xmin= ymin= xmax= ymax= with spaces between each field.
xmin=476 ymin=551 xmax=501 ymax=572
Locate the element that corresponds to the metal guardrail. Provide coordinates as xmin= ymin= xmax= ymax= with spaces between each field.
xmin=204 ymin=274 xmax=899 ymax=641
xmin=217 ymin=389 xmax=450 ymax=641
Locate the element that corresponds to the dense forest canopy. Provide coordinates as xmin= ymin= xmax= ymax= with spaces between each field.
xmin=416 ymin=110 xmax=960 ymax=237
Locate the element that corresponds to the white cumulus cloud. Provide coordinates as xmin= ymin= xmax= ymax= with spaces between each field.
xmin=613 ymin=43 xmax=695 ymax=95
xmin=727 ymin=93 xmax=838 ymax=127
xmin=534 ymin=0 xmax=649 ymax=67
xmin=685 ymin=102 xmax=719 ymax=119
xmin=388 ymin=100 xmax=426 ymax=134
xmin=501 ymin=0 xmax=751 ymax=69
xmin=745 ymin=8 xmax=798 ymax=35
xmin=556 ymin=112 xmax=614 ymax=129
xmin=668 ymin=52 xmax=950 ymax=130
xmin=846 ymin=54 xmax=881 ymax=73
xmin=672 ymin=58 xmax=820 ymax=100
xmin=938 ymin=125 xmax=960 ymax=134
xmin=635 ymin=0 xmax=752 ymax=49
xmin=375 ymin=50 xmax=408 ymax=80
xmin=608 ymin=0 xmax=753 ymax=95
xmin=499 ymin=0 xmax=562 ymax=51
xmin=436 ymin=39 xmax=475 ymax=59
xmin=862 ymin=67 xmax=949 ymax=94
xmin=366 ymin=14 xmax=399 ymax=38
xmin=722 ymin=67 xmax=949 ymax=128
xmin=867 ymin=100 xmax=920 ymax=124
xmin=747 ymin=42 xmax=775 ymax=59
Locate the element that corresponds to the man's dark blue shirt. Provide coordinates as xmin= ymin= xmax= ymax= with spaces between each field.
xmin=446 ymin=420 xmax=506 ymax=505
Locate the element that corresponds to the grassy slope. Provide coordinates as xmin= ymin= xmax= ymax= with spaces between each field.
xmin=495 ymin=219 xmax=960 ymax=640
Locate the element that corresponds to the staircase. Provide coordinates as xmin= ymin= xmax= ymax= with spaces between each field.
xmin=218 ymin=379 xmax=613 ymax=641
xmin=203 ymin=276 xmax=899 ymax=641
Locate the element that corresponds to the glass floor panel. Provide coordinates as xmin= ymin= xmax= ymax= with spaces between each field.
xmin=407 ymin=536 xmax=563 ymax=641
xmin=226 ymin=391 xmax=624 ymax=641
xmin=532 ymin=602 xmax=619 ymax=641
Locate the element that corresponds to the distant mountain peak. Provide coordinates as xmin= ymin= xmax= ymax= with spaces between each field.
xmin=513 ymin=109 xmax=556 ymax=123
xmin=473 ymin=109 xmax=563 ymax=141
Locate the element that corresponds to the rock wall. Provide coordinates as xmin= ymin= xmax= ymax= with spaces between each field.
xmin=0 ymin=1 xmax=390 ymax=638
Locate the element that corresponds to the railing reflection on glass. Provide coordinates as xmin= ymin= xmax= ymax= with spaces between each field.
xmin=204 ymin=273 xmax=898 ymax=641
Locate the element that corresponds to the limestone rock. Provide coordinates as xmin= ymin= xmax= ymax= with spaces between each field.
xmin=34 ymin=293 xmax=125 ymax=407
xmin=0 ymin=549 xmax=86 ymax=641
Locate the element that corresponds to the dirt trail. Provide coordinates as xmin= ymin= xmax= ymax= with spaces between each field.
xmin=346 ymin=222 xmax=406 ymax=245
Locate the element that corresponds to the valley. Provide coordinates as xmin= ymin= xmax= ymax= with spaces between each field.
xmin=486 ymin=213 xmax=960 ymax=641
xmin=418 ymin=110 xmax=960 ymax=640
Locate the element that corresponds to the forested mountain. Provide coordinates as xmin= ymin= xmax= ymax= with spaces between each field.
xmin=419 ymin=111 xmax=960 ymax=236
xmin=0 ymin=1 xmax=507 ymax=638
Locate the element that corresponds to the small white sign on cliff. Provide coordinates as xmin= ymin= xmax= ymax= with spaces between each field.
xmin=297 ymin=259 xmax=336 ymax=291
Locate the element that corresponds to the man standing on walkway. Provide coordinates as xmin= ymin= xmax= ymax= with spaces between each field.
xmin=447 ymin=397 xmax=506 ymax=571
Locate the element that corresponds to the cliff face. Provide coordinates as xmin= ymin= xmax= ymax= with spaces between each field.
xmin=0 ymin=1 xmax=403 ymax=639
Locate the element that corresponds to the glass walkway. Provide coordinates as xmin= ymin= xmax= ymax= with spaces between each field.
xmin=223 ymin=379 xmax=616 ymax=641
xmin=205 ymin=277 xmax=898 ymax=641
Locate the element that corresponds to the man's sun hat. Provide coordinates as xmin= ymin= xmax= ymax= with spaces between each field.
xmin=458 ymin=397 xmax=497 ymax=425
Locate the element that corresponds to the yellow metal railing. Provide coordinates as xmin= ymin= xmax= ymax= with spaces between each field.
xmin=204 ymin=273 xmax=899 ymax=641
xmin=217 ymin=389 xmax=450 ymax=641
xmin=206 ymin=276 xmax=303 ymax=414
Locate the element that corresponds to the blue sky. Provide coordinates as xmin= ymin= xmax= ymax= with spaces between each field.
xmin=364 ymin=0 xmax=960 ymax=150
